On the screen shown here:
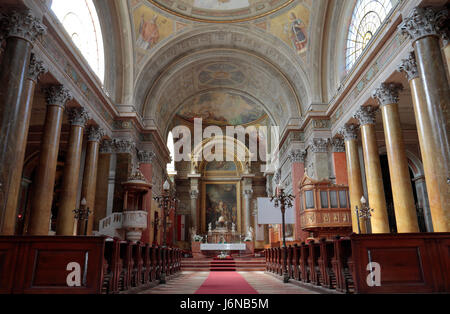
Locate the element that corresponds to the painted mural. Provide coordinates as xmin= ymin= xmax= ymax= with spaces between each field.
xmin=133 ymin=4 xmax=174 ymax=51
xmin=205 ymin=161 xmax=237 ymax=172
xmin=269 ymin=2 xmax=310 ymax=54
xmin=176 ymin=91 xmax=266 ymax=126
xmin=205 ymin=184 xmax=238 ymax=229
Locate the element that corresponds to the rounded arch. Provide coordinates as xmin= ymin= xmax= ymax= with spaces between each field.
xmin=134 ymin=24 xmax=312 ymax=129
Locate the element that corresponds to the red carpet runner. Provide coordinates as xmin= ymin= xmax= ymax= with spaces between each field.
xmin=195 ymin=272 xmax=259 ymax=294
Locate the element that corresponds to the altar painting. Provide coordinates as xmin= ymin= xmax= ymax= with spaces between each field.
xmin=204 ymin=183 xmax=239 ymax=230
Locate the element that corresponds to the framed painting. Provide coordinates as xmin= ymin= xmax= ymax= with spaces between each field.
xmin=201 ymin=182 xmax=241 ymax=233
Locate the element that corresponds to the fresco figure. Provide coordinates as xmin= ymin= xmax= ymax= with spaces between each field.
xmin=137 ymin=14 xmax=160 ymax=50
xmin=285 ymin=12 xmax=307 ymax=54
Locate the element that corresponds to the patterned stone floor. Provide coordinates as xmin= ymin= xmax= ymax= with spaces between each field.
xmin=139 ymin=271 xmax=318 ymax=294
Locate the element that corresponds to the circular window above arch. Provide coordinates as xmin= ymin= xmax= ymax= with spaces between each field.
xmin=149 ymin=0 xmax=294 ymax=23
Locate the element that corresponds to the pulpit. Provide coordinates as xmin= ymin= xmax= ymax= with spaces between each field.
xmin=121 ymin=170 xmax=151 ymax=242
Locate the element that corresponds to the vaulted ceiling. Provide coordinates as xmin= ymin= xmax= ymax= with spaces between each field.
xmin=97 ymin=0 xmax=351 ymax=137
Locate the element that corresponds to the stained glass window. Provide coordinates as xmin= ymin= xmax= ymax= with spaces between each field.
xmin=345 ymin=0 xmax=395 ymax=71
xmin=51 ymin=0 xmax=105 ymax=83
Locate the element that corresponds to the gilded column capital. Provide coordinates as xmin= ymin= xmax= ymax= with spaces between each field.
xmin=87 ymin=126 xmax=105 ymax=143
xmin=67 ymin=107 xmax=90 ymax=128
xmin=372 ymin=83 xmax=403 ymax=106
xmin=112 ymin=138 xmax=136 ymax=154
xmin=0 ymin=10 xmax=46 ymax=43
xmin=308 ymin=138 xmax=329 ymax=153
xmin=339 ymin=124 xmax=359 ymax=141
xmin=28 ymin=53 xmax=48 ymax=82
xmin=399 ymin=7 xmax=448 ymax=42
xmin=354 ymin=106 xmax=378 ymax=126
xmin=44 ymin=85 xmax=72 ymax=109
xmin=288 ymin=149 xmax=307 ymax=163
xmin=138 ymin=150 xmax=155 ymax=164
xmin=100 ymin=140 xmax=114 ymax=154
xmin=330 ymin=138 xmax=345 ymax=153
xmin=397 ymin=52 xmax=419 ymax=81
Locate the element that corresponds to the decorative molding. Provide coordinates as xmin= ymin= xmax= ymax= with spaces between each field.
xmin=0 ymin=10 xmax=46 ymax=43
xmin=87 ymin=126 xmax=105 ymax=143
xmin=244 ymin=189 xmax=254 ymax=198
xmin=372 ymin=83 xmax=403 ymax=106
xmin=339 ymin=124 xmax=359 ymax=141
xmin=100 ymin=140 xmax=114 ymax=154
xmin=288 ymin=149 xmax=307 ymax=163
xmin=354 ymin=106 xmax=378 ymax=126
xmin=44 ymin=85 xmax=72 ymax=108
xmin=67 ymin=107 xmax=90 ymax=128
xmin=113 ymin=138 xmax=136 ymax=154
xmin=397 ymin=52 xmax=419 ymax=81
xmin=440 ymin=25 xmax=449 ymax=46
xmin=137 ymin=150 xmax=155 ymax=164
xmin=28 ymin=53 xmax=47 ymax=82
xmin=399 ymin=7 xmax=448 ymax=42
xmin=330 ymin=138 xmax=345 ymax=153
xmin=308 ymin=138 xmax=329 ymax=153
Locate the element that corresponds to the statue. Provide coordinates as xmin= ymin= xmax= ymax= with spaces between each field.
xmin=190 ymin=227 xmax=197 ymax=240
xmin=244 ymin=226 xmax=254 ymax=241
xmin=232 ymin=223 xmax=236 ymax=232
xmin=208 ymin=222 xmax=212 ymax=232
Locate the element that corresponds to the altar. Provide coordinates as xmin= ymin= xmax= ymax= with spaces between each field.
xmin=200 ymin=243 xmax=246 ymax=251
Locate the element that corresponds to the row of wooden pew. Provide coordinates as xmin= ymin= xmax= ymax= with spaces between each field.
xmin=265 ymin=237 xmax=355 ymax=293
xmin=103 ymin=239 xmax=182 ymax=294
xmin=265 ymin=233 xmax=450 ymax=294
xmin=0 ymin=236 xmax=182 ymax=294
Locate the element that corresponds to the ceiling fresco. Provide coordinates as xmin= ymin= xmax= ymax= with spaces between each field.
xmin=130 ymin=0 xmax=311 ymax=63
xmin=176 ymin=91 xmax=267 ymax=126
xmin=149 ymin=0 xmax=294 ymax=22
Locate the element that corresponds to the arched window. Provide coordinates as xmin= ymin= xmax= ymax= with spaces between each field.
xmin=51 ymin=0 xmax=105 ymax=83
xmin=345 ymin=0 xmax=395 ymax=71
xmin=167 ymin=131 xmax=176 ymax=174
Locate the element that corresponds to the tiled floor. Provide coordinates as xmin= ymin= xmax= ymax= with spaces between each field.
xmin=139 ymin=271 xmax=318 ymax=294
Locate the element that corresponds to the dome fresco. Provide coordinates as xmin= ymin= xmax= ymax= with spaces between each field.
xmin=149 ymin=0 xmax=294 ymax=22
xmin=176 ymin=91 xmax=267 ymax=126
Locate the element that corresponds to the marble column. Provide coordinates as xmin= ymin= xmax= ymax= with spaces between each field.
xmin=330 ymin=138 xmax=348 ymax=185
xmin=340 ymin=124 xmax=366 ymax=234
xmin=0 ymin=11 xmax=46 ymax=234
xmin=288 ymin=149 xmax=308 ymax=241
xmin=244 ymin=189 xmax=253 ymax=233
xmin=354 ymin=106 xmax=390 ymax=234
xmin=81 ymin=126 xmax=104 ymax=235
xmin=94 ymin=140 xmax=113 ymax=231
xmin=190 ymin=190 xmax=199 ymax=235
xmin=441 ymin=29 xmax=450 ymax=78
xmin=138 ymin=150 xmax=155 ymax=244
xmin=373 ymin=83 xmax=419 ymax=233
xmin=1 ymin=55 xmax=47 ymax=235
xmin=398 ymin=53 xmax=449 ymax=232
xmin=29 ymin=86 xmax=73 ymax=235
xmin=400 ymin=7 xmax=450 ymax=208
xmin=56 ymin=108 xmax=89 ymax=235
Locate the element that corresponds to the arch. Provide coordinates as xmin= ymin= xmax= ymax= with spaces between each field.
xmin=51 ymin=0 xmax=105 ymax=82
xmin=134 ymin=25 xmax=311 ymax=132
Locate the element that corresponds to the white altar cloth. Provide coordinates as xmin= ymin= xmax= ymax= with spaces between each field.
xmin=200 ymin=243 xmax=246 ymax=251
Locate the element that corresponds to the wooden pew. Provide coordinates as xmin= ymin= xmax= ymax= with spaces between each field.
xmin=287 ymin=246 xmax=294 ymax=279
xmin=293 ymin=244 xmax=301 ymax=281
xmin=142 ymin=244 xmax=150 ymax=285
xmin=131 ymin=243 xmax=143 ymax=288
xmin=350 ymin=233 xmax=450 ymax=294
xmin=118 ymin=241 xmax=133 ymax=291
xmin=299 ymin=242 xmax=310 ymax=283
xmin=331 ymin=236 xmax=354 ymax=293
xmin=318 ymin=238 xmax=336 ymax=289
xmin=308 ymin=240 xmax=322 ymax=286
